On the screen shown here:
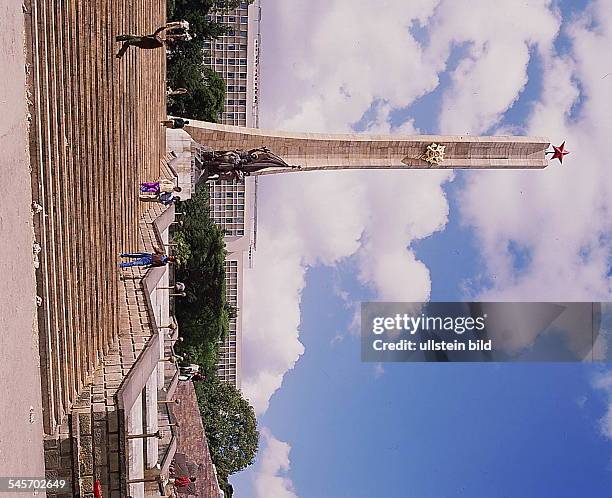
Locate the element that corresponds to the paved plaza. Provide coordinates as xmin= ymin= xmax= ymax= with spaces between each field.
xmin=0 ymin=0 xmax=46 ymax=486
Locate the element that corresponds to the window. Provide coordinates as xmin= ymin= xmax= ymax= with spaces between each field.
xmin=226 ymin=217 xmax=233 ymax=223
xmin=226 ymin=192 xmax=234 ymax=198
xmin=228 ymin=16 xmax=236 ymax=22
xmin=237 ymin=191 xmax=245 ymax=198
xmin=227 ymin=85 xmax=235 ymax=92
xmin=204 ymin=58 xmax=212 ymax=64
xmin=215 ymin=43 xmax=223 ymax=50
xmin=227 ymin=99 xmax=235 ymax=105
xmin=240 ymin=16 xmax=248 ymax=24
xmin=215 ymin=58 xmax=223 ymax=64
xmin=227 ymin=59 xmax=236 ymax=65
xmin=226 ymin=113 xmax=235 ymax=119
xmin=237 ymin=229 xmax=244 ymax=236
xmin=240 ymin=1 xmax=248 ymax=7
xmin=240 ymin=30 xmax=248 ymax=37
xmin=239 ymin=72 xmax=247 ymax=79
xmin=239 ymin=86 xmax=246 ymax=92
xmin=227 ymin=72 xmax=235 ymax=79
xmin=228 ymin=44 xmax=236 ymax=50
xmin=239 ymin=59 xmax=247 ymax=66
xmin=238 ymin=99 xmax=247 ymax=106
xmin=240 ymin=44 xmax=247 ymax=50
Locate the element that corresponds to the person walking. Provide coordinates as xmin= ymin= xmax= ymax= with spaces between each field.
xmin=119 ymin=246 xmax=176 ymax=268
xmin=115 ymin=26 xmax=169 ymax=58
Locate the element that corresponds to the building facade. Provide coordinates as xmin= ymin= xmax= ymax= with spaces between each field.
xmin=203 ymin=0 xmax=261 ymax=387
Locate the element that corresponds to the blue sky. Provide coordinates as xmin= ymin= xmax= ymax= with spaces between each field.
xmin=235 ymin=0 xmax=612 ymax=496
xmin=236 ymin=267 xmax=612 ymax=498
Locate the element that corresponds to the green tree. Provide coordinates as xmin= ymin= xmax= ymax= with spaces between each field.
xmin=166 ymin=0 xmax=255 ymax=119
xmin=196 ymin=377 xmax=259 ymax=480
xmin=173 ymin=188 xmax=229 ymax=374
xmin=167 ymin=67 xmax=226 ymax=122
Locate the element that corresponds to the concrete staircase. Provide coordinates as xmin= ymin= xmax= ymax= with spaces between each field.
xmin=24 ymin=0 xmax=167 ymax=435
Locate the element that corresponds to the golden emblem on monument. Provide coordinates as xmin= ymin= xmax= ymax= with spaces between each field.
xmin=422 ymin=143 xmax=446 ymax=165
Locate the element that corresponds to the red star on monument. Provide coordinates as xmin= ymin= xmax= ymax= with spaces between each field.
xmin=547 ymin=141 xmax=570 ymax=164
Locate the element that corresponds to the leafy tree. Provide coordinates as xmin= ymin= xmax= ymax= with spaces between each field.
xmin=196 ymin=377 xmax=259 ymax=480
xmin=173 ymin=188 xmax=229 ymax=374
xmin=166 ymin=0 xmax=255 ymax=119
xmin=167 ymin=67 xmax=226 ymax=122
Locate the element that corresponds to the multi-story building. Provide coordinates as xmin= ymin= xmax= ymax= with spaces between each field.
xmin=203 ymin=0 xmax=261 ymax=387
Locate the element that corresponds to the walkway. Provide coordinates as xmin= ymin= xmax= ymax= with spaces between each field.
xmin=0 ymin=0 xmax=46 ymax=485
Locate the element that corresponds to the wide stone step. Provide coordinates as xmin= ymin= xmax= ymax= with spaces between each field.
xmin=26 ymin=0 xmax=166 ymax=436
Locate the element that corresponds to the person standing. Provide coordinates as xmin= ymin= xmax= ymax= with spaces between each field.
xmin=158 ymin=192 xmax=180 ymax=206
xmin=170 ymin=476 xmax=196 ymax=493
xmin=140 ymin=179 xmax=180 ymax=194
xmin=161 ymin=118 xmax=190 ymax=129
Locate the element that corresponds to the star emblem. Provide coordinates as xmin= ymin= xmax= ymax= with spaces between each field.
xmin=548 ymin=141 xmax=570 ymax=164
xmin=423 ymin=143 xmax=446 ymax=165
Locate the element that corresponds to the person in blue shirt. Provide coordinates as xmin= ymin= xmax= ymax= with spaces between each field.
xmin=119 ymin=246 xmax=176 ymax=268
xmin=158 ymin=192 xmax=180 ymax=206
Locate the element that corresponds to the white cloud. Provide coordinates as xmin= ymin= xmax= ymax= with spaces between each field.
xmin=237 ymin=0 xmax=612 ymax=496
xmin=252 ymin=428 xmax=298 ymax=498
xmin=243 ymin=168 xmax=451 ymax=414
xmin=431 ymin=0 xmax=560 ymax=133
xmin=455 ymin=0 xmax=612 ymax=300
xmin=243 ymin=0 xmax=604 ymax=416
xmin=260 ymin=0 xmax=441 ymax=132
xmin=373 ymin=363 xmax=385 ymax=378
xmin=592 ymin=372 xmax=612 ymax=440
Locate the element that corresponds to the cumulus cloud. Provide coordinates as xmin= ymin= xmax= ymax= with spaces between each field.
xmin=237 ymin=0 xmax=612 ymax=495
xmin=432 ymin=0 xmax=560 ymax=133
xmin=456 ymin=0 xmax=612 ymax=300
xmin=592 ymin=372 xmax=612 ymax=440
xmin=252 ymin=428 xmax=298 ymax=498
xmin=243 ymin=168 xmax=451 ymax=414
xmin=260 ymin=0 xmax=440 ymax=132
xmin=243 ymin=0 xmax=581 ymax=416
